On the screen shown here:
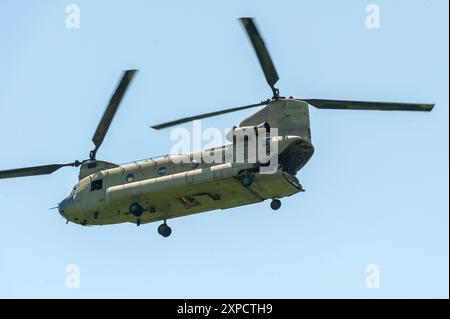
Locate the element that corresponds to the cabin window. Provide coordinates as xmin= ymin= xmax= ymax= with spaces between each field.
xmin=191 ymin=159 xmax=200 ymax=169
xmin=126 ymin=173 xmax=135 ymax=183
xmin=158 ymin=166 xmax=167 ymax=176
xmin=90 ymin=179 xmax=103 ymax=191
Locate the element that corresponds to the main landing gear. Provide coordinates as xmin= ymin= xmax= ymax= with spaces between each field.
xmin=270 ymin=199 xmax=281 ymax=210
xmin=158 ymin=221 xmax=172 ymax=238
xmin=240 ymin=172 xmax=254 ymax=187
xmin=238 ymin=173 xmax=282 ymax=211
xmin=129 ymin=202 xmax=172 ymax=237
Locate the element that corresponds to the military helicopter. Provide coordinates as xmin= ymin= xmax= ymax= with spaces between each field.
xmin=0 ymin=18 xmax=433 ymax=237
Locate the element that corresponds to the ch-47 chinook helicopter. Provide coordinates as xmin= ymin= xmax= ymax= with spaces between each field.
xmin=0 ymin=18 xmax=434 ymax=237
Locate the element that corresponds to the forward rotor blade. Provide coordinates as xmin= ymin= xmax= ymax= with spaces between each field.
xmin=91 ymin=69 xmax=138 ymax=156
xmin=240 ymin=18 xmax=279 ymax=93
xmin=0 ymin=162 xmax=79 ymax=179
xmin=304 ymin=99 xmax=434 ymax=112
xmin=151 ymin=101 xmax=269 ymax=130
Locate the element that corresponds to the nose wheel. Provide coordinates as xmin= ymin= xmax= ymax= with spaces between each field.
xmin=158 ymin=221 xmax=172 ymax=238
xmin=270 ymin=199 xmax=281 ymax=210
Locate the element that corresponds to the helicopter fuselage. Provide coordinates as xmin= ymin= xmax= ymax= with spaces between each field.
xmin=58 ymin=135 xmax=314 ymax=226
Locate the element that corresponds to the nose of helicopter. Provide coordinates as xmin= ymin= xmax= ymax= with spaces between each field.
xmin=58 ymin=197 xmax=69 ymax=215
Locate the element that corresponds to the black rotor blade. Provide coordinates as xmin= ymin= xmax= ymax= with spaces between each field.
xmin=0 ymin=162 xmax=79 ymax=179
xmin=303 ymin=99 xmax=434 ymax=112
xmin=151 ymin=101 xmax=269 ymax=130
xmin=91 ymin=69 xmax=138 ymax=157
xmin=240 ymin=18 xmax=279 ymax=93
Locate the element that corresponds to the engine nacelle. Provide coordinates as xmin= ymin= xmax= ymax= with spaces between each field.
xmin=225 ymin=122 xmax=270 ymax=143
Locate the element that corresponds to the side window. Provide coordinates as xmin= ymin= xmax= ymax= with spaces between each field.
xmin=158 ymin=166 xmax=167 ymax=176
xmin=91 ymin=179 xmax=103 ymax=191
xmin=126 ymin=173 xmax=135 ymax=183
xmin=191 ymin=159 xmax=200 ymax=169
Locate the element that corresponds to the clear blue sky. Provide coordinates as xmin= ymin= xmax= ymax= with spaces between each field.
xmin=0 ymin=0 xmax=448 ymax=298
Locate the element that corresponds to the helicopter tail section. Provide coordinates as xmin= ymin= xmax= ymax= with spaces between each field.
xmin=239 ymin=98 xmax=314 ymax=174
xmin=239 ymin=98 xmax=312 ymax=143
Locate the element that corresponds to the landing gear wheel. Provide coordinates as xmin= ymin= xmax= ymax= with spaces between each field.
xmin=158 ymin=222 xmax=172 ymax=238
xmin=129 ymin=202 xmax=143 ymax=217
xmin=240 ymin=173 xmax=253 ymax=187
xmin=270 ymin=199 xmax=281 ymax=210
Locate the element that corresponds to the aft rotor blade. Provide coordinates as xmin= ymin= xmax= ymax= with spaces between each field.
xmin=91 ymin=69 xmax=138 ymax=156
xmin=151 ymin=101 xmax=269 ymax=130
xmin=240 ymin=18 xmax=279 ymax=94
xmin=303 ymin=99 xmax=435 ymax=112
xmin=0 ymin=162 xmax=79 ymax=179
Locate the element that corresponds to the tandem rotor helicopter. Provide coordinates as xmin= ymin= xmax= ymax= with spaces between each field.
xmin=0 ymin=18 xmax=434 ymax=237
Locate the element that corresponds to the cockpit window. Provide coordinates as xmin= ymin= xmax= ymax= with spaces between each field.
xmin=91 ymin=179 xmax=103 ymax=191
